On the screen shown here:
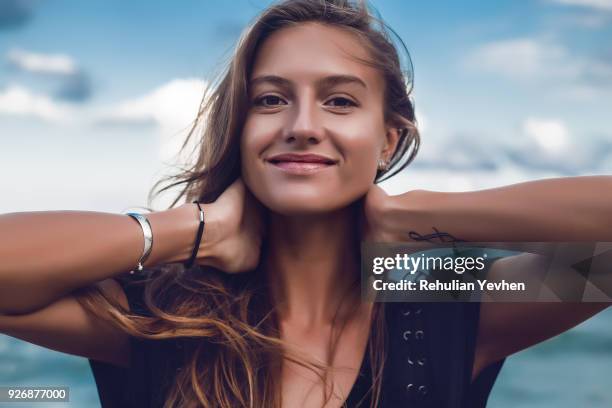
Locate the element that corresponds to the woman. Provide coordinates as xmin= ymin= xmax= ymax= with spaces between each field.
xmin=1 ymin=0 xmax=610 ymax=407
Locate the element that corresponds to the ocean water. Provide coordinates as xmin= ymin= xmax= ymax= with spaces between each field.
xmin=1 ymin=307 xmax=611 ymax=407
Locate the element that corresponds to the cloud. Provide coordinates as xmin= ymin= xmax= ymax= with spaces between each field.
xmin=404 ymin=116 xmax=612 ymax=176
xmin=411 ymin=131 xmax=503 ymax=172
xmin=0 ymin=76 xmax=206 ymax=130
xmin=98 ymin=78 xmax=205 ymax=130
xmin=507 ymin=117 xmax=612 ymax=173
xmin=96 ymin=78 xmax=207 ymax=161
xmin=523 ymin=118 xmax=570 ymax=154
xmin=0 ymin=0 xmax=34 ymax=30
xmin=562 ymin=13 xmax=612 ymax=28
xmin=465 ymin=38 xmax=572 ymax=79
xmin=548 ymin=0 xmax=612 ymax=11
xmin=52 ymin=72 xmax=91 ymax=102
xmin=7 ymin=48 xmax=78 ymax=75
xmin=382 ymin=127 xmax=612 ymax=195
xmin=6 ymin=48 xmax=92 ymax=102
xmin=0 ymin=84 xmax=73 ymax=122
xmin=463 ymin=37 xmax=612 ymax=97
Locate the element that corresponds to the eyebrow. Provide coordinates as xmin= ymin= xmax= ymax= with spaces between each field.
xmin=249 ymin=74 xmax=368 ymax=92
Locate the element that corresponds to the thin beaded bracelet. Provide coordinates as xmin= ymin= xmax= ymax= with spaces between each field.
xmin=184 ymin=201 xmax=205 ymax=269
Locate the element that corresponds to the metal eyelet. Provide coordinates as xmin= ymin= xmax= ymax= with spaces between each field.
xmin=406 ymin=383 xmax=414 ymax=392
xmin=415 ymin=307 xmax=423 ymax=315
xmin=407 ymin=356 xmax=415 ymax=365
xmin=415 ymin=330 xmax=424 ymax=340
xmin=402 ymin=308 xmax=412 ymax=316
xmin=402 ymin=330 xmax=412 ymax=341
xmin=418 ymin=385 xmax=428 ymax=395
xmin=417 ymin=357 xmax=426 ymax=366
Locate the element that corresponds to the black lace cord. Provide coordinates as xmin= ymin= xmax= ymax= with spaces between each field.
xmin=184 ymin=201 xmax=205 ymax=269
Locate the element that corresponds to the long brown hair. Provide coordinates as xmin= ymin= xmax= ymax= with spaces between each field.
xmin=76 ymin=1 xmax=420 ymax=407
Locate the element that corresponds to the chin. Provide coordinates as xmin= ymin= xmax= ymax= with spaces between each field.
xmin=263 ymin=198 xmax=339 ymax=216
xmin=244 ymin=174 xmax=367 ymax=215
xmin=262 ymin=190 xmax=361 ymax=216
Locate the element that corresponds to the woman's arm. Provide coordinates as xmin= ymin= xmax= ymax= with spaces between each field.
xmin=0 ymin=178 xmax=263 ymax=367
xmin=381 ymin=175 xmax=612 ymax=242
xmin=473 ymin=253 xmax=610 ymax=379
xmin=369 ymin=175 xmax=612 ymax=377
xmin=0 ymin=204 xmax=199 ymax=315
xmin=0 ymin=278 xmax=133 ymax=367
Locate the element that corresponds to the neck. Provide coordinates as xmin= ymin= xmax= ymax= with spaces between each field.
xmin=263 ymin=201 xmax=363 ymax=329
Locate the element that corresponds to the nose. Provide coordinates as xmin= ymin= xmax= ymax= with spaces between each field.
xmin=283 ymin=96 xmax=324 ymax=146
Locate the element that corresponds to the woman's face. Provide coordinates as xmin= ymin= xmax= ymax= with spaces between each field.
xmin=240 ymin=22 xmax=399 ymax=215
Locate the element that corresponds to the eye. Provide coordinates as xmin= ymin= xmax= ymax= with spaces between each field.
xmin=324 ymin=96 xmax=357 ymax=109
xmin=253 ymin=95 xmax=288 ymax=107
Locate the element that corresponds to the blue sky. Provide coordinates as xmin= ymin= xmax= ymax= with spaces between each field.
xmin=1 ymin=0 xmax=611 ymax=213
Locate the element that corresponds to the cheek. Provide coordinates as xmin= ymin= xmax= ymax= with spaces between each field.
xmin=333 ymin=119 xmax=383 ymax=186
xmin=338 ymin=136 xmax=380 ymax=196
xmin=240 ymin=113 xmax=283 ymax=155
xmin=240 ymin=116 xmax=270 ymax=183
xmin=327 ymin=118 xmax=386 ymax=205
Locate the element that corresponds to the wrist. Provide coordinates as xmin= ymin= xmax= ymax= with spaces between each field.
xmin=157 ymin=203 xmax=225 ymax=266
xmin=143 ymin=206 xmax=193 ymax=266
xmin=383 ymin=189 xmax=437 ymax=238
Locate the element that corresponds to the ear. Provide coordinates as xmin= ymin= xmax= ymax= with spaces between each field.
xmin=381 ymin=125 xmax=402 ymax=162
xmin=381 ymin=118 xmax=406 ymax=162
xmin=382 ymin=113 xmax=415 ymax=161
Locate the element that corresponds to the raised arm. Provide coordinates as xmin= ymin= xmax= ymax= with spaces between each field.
xmin=0 ymin=203 xmax=201 ymax=367
xmin=380 ymin=175 xmax=612 ymax=242
xmin=0 ymin=178 xmax=264 ymax=367
xmin=366 ymin=175 xmax=612 ymax=378
xmin=0 ymin=204 xmax=199 ymax=315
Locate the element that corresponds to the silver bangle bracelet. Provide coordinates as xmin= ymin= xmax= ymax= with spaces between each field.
xmin=125 ymin=212 xmax=153 ymax=274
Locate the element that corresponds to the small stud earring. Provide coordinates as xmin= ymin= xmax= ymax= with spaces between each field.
xmin=377 ymin=158 xmax=389 ymax=171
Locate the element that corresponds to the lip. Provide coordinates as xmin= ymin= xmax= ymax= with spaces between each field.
xmin=265 ymin=152 xmax=338 ymax=175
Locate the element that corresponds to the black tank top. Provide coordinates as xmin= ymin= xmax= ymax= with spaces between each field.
xmin=89 ymin=271 xmax=505 ymax=407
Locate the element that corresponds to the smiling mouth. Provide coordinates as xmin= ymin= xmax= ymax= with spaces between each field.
xmin=266 ymin=159 xmax=336 ymax=174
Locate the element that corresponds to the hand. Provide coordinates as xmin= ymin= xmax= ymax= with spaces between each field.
xmin=360 ymin=183 xmax=404 ymax=243
xmin=191 ymin=178 xmax=267 ymax=273
xmin=361 ymin=183 xmax=430 ymax=243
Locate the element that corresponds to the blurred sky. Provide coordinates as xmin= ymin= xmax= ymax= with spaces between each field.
xmin=1 ymin=0 xmax=611 ymax=214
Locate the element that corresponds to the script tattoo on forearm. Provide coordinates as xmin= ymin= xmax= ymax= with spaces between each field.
xmin=407 ymin=227 xmax=466 ymax=243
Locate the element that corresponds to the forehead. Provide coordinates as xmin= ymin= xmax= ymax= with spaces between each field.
xmin=250 ymin=22 xmax=383 ymax=91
